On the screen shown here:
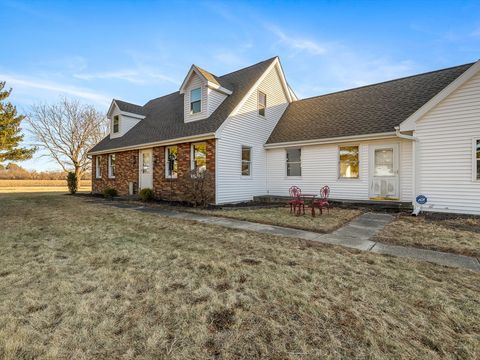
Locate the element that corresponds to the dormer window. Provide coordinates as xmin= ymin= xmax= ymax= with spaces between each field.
xmin=258 ymin=91 xmax=266 ymax=116
xmin=113 ymin=115 xmax=120 ymax=133
xmin=190 ymin=87 xmax=201 ymax=114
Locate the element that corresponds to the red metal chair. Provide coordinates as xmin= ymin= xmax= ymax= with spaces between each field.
xmin=313 ymin=186 xmax=332 ymax=215
xmin=288 ymin=186 xmax=305 ymax=215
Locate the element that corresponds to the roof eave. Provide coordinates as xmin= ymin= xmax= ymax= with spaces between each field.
xmin=87 ymin=132 xmax=217 ymax=156
xmin=264 ymin=131 xmax=399 ymax=149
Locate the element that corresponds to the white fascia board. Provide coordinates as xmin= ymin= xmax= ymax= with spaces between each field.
xmin=88 ymin=132 xmax=216 ymax=155
xmin=107 ymin=99 xmax=118 ymax=118
xmin=263 ymin=132 xmax=399 ymax=149
xmin=179 ymin=66 xmax=199 ymax=94
xmin=207 ymin=82 xmax=232 ymax=95
xmin=119 ymin=111 xmax=145 ymax=120
xmin=400 ymin=60 xmax=480 ymax=131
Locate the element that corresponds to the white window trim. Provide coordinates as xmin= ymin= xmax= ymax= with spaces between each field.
xmin=95 ymin=156 xmax=102 ymax=179
xmin=165 ymin=146 xmax=178 ymax=179
xmin=473 ymin=138 xmax=480 ymax=182
xmin=112 ymin=115 xmax=120 ymax=134
xmin=108 ymin=154 xmax=115 ymax=179
xmin=190 ymin=87 xmax=202 ymax=114
xmin=285 ymin=148 xmax=302 ymax=178
xmin=258 ymin=90 xmax=266 ymax=117
xmin=191 ymin=142 xmax=207 ymax=171
xmin=241 ymin=145 xmax=252 ymax=178
xmin=338 ymin=144 xmax=360 ymax=180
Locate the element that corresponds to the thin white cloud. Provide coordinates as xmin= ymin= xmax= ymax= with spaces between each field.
xmin=0 ymin=73 xmax=111 ymax=105
xmin=265 ymin=23 xmax=416 ymax=95
xmin=471 ymin=26 xmax=480 ymax=38
xmin=74 ymin=67 xmax=178 ymax=85
xmin=266 ymin=24 xmax=328 ymax=55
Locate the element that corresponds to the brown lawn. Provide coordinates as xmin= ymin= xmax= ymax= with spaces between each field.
xmin=0 ymin=193 xmax=479 ymax=359
xmin=189 ymin=206 xmax=364 ymax=233
xmin=373 ymin=213 xmax=480 ymax=257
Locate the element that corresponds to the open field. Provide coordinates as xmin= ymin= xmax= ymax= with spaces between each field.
xmin=373 ymin=213 xmax=480 ymax=258
xmin=189 ymin=206 xmax=364 ymax=233
xmin=0 ymin=193 xmax=479 ymax=359
xmin=0 ymin=179 xmax=91 ymax=193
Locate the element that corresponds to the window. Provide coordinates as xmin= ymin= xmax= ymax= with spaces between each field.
xmin=165 ymin=146 xmax=178 ymax=178
xmin=258 ymin=91 xmax=266 ymax=116
xmin=190 ymin=87 xmax=201 ymax=114
xmin=374 ymin=148 xmax=394 ymax=176
xmin=113 ymin=115 xmax=119 ymax=133
xmin=339 ymin=146 xmax=359 ymax=178
xmin=108 ymin=154 xmax=115 ymax=178
xmin=142 ymin=151 xmax=151 ymax=174
xmin=95 ymin=156 xmax=102 ymax=178
xmin=241 ymin=146 xmax=252 ymax=176
xmin=286 ymin=148 xmax=301 ymax=177
xmin=191 ymin=142 xmax=206 ymax=171
xmin=475 ymin=139 xmax=480 ymax=181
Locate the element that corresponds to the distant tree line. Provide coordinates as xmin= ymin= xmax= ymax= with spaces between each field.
xmin=0 ymin=80 xmax=108 ymax=188
xmin=0 ymin=162 xmax=90 ymax=180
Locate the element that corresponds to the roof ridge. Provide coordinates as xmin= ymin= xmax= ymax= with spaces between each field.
xmin=297 ymin=61 xmax=475 ymax=102
xmin=114 ymin=98 xmax=142 ymax=106
xmin=218 ymin=56 xmax=278 ymax=79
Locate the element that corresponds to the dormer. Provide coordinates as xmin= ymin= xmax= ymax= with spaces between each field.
xmin=179 ymin=65 xmax=232 ymax=123
xmin=107 ymin=99 xmax=146 ymax=139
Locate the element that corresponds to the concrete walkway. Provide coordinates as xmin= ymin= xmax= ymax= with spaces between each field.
xmin=93 ymin=199 xmax=480 ymax=272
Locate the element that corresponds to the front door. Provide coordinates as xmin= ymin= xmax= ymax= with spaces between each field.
xmin=369 ymin=144 xmax=399 ymax=199
xmin=139 ymin=149 xmax=153 ymax=189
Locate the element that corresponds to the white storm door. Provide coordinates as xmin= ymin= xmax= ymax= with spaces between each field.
xmin=139 ymin=149 xmax=153 ymax=189
xmin=369 ymin=144 xmax=399 ymax=199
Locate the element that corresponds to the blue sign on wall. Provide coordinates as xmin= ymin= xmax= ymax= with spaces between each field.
xmin=416 ymin=195 xmax=428 ymax=205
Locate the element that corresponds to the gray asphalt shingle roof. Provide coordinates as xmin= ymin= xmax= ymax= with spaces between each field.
xmin=90 ymin=57 xmax=277 ymax=153
xmin=113 ymin=99 xmax=146 ymax=116
xmin=266 ymin=63 xmax=474 ymax=144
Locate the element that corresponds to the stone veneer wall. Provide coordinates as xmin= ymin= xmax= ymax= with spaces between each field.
xmin=91 ymin=139 xmax=216 ymax=202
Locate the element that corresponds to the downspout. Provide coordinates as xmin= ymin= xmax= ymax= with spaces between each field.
xmin=394 ymin=126 xmax=420 ymax=215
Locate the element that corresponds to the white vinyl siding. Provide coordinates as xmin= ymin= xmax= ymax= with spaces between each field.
xmin=266 ymin=139 xmax=413 ymax=202
xmin=109 ymin=105 xmax=142 ymax=139
xmin=415 ymin=70 xmax=480 ymax=214
xmin=216 ymin=63 xmax=290 ymax=204
xmin=207 ymin=87 xmax=227 ymax=116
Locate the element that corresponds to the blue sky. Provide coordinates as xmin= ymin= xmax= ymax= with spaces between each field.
xmin=1 ymin=0 xmax=479 ymax=170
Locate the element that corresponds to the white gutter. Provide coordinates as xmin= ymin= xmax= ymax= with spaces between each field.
xmin=394 ymin=126 xmax=420 ymax=215
xmin=264 ymin=132 xmax=397 ymax=149
xmin=88 ymin=132 xmax=216 ymax=156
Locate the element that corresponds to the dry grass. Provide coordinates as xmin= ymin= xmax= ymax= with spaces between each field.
xmin=0 ymin=193 xmax=479 ymax=359
xmin=0 ymin=179 xmax=91 ymax=193
xmin=190 ymin=206 xmax=364 ymax=233
xmin=373 ymin=214 xmax=480 ymax=257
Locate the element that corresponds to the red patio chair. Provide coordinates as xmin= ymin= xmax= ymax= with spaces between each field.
xmin=313 ymin=185 xmax=332 ymax=215
xmin=288 ymin=186 xmax=305 ymax=215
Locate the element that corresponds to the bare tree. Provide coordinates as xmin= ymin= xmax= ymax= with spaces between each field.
xmin=27 ymin=97 xmax=108 ymax=186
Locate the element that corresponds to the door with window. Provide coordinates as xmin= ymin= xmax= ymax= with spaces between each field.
xmin=369 ymin=144 xmax=399 ymax=199
xmin=139 ymin=149 xmax=153 ymax=189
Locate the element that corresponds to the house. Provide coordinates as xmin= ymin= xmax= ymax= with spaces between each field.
xmin=88 ymin=56 xmax=480 ymax=215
